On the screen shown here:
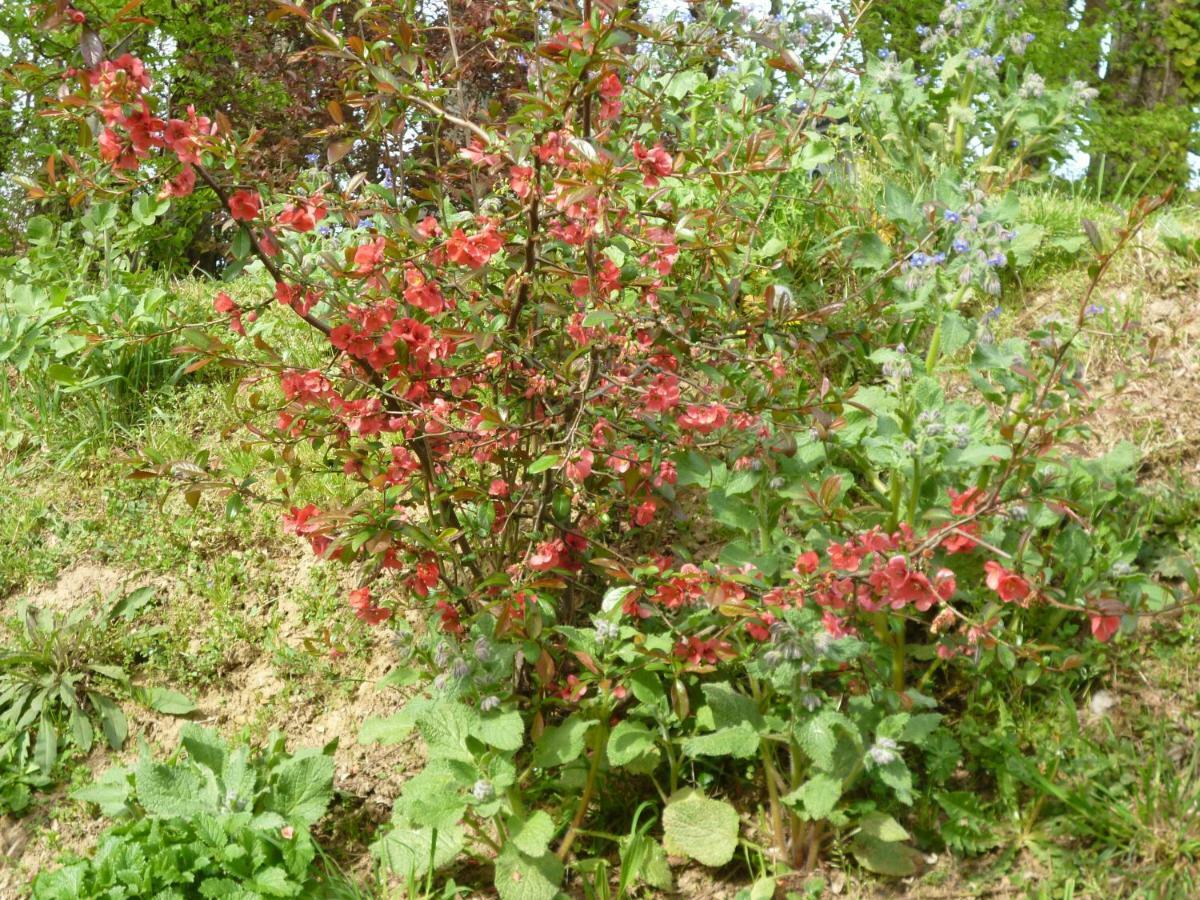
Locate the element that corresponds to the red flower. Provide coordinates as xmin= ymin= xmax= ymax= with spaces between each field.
xmin=445 ymin=225 xmax=504 ymax=270
xmin=1089 ymin=612 xmax=1120 ymax=642
xmin=632 ymin=499 xmax=657 ymax=527
xmin=673 ymin=636 xmax=731 ymax=666
xmin=530 ymin=538 xmax=566 ymax=572
xmin=435 ymin=599 xmax=464 ymax=635
xmin=984 ymin=560 xmax=1031 ymax=604
xmin=348 ymin=587 xmax=392 ymax=626
xmin=277 ymin=195 xmax=327 ymax=233
xmin=565 ymin=449 xmax=594 ymax=483
xmin=745 ymin=612 xmax=776 ymax=641
xmin=353 ymin=237 xmax=386 ymax=274
xmin=560 ymin=674 xmax=587 ymax=702
xmin=644 ymin=374 xmax=680 ymax=414
xmin=676 ymin=403 xmax=729 ymax=435
xmin=509 ymin=165 xmax=534 ymax=199
xmin=597 ymin=72 xmax=623 ymax=121
xmin=159 ymin=165 xmax=196 ymax=199
xmin=632 ymin=141 xmax=674 ymax=187
xmin=228 ymin=189 xmax=261 ymax=221
xmin=794 ymin=551 xmax=820 ymax=575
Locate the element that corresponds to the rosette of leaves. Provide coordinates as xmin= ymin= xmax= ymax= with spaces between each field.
xmin=0 ymin=723 xmax=51 ymax=816
xmin=0 ymin=588 xmax=195 ymax=774
xmin=32 ymin=725 xmax=338 ymax=899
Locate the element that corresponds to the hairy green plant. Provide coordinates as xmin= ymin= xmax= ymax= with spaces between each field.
xmin=32 ymin=724 xmax=346 ymax=898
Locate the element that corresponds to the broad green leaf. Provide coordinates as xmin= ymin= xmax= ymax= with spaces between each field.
xmin=507 ymin=810 xmax=556 ymax=858
xmin=373 ymin=817 xmax=464 ymax=879
xmin=532 ymin=715 xmax=594 ymax=768
xmin=607 ymin=720 xmax=658 ymax=768
xmin=782 ymin=773 xmax=842 ymax=820
xmin=396 ymin=759 xmax=471 ymax=830
xmin=265 ymin=752 xmax=334 ymax=826
xmin=90 ymin=692 xmax=127 ymax=750
xmin=661 ymin=789 xmax=739 ymax=867
xmin=471 ymin=709 xmax=524 ymax=751
xmin=900 ymin=713 xmax=942 ymax=743
xmin=181 ymin=724 xmax=229 ymax=775
xmin=850 ymin=834 xmax=919 ymax=877
xmin=700 ymin=683 xmax=764 ymax=731
xmin=137 ymin=686 xmax=197 ymax=716
xmin=620 ymin=834 xmax=672 ymax=890
xmin=494 ymin=845 xmax=564 ymax=900
xmin=682 ymin=724 xmax=759 ymax=759
xmin=34 ymin=716 xmax=57 ymax=773
xmin=527 ymin=454 xmax=561 ymax=474
xmin=135 ymin=760 xmax=214 ymax=818
xmin=858 ymin=811 xmax=910 ymax=842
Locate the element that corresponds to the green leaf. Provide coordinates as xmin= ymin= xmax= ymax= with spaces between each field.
xmin=876 ymin=758 xmax=914 ymax=804
xmin=137 ymin=686 xmax=197 ymax=716
xmin=842 ymin=231 xmax=891 ymax=270
xmin=754 ymin=236 xmax=787 ymax=259
xmin=607 ymin=720 xmax=658 ymax=768
xmin=73 ymin=767 xmax=134 ymax=816
xmin=359 ymin=709 xmax=420 ymax=745
xmin=601 ymin=585 xmax=636 ymax=614
xmin=900 ymin=713 xmax=942 ymax=743
xmin=682 ymin=724 xmax=759 ymax=759
xmin=708 ymin=490 xmax=758 ymax=534
xmin=471 ymin=709 xmax=524 ymax=751
xmin=34 ymin=716 xmax=57 ymax=773
xmin=373 ymin=817 xmax=464 ymax=879
xmin=620 ymin=834 xmax=672 ymax=890
xmin=507 ymin=810 xmax=556 ymax=858
xmin=796 ymin=711 xmax=857 ymax=771
xmin=850 ymin=833 xmax=919 ymax=877
xmin=527 ymin=454 xmax=561 ymax=474
xmin=533 ymin=715 xmax=594 ymax=768
xmin=859 ymin=811 xmax=910 ymax=842
xmin=798 ymin=136 xmax=835 ymax=169
xmin=396 ymin=759 xmax=471 ymax=829
xmin=90 ymin=692 xmax=127 ymax=750
xmin=662 ymin=69 xmax=707 ymax=100
xmin=135 ymin=760 xmax=214 ymax=818
xmin=181 ymin=724 xmax=229 ymax=775
xmin=494 ymin=846 xmax=564 ymax=900
xmin=265 ymin=752 xmax=334 ymax=826
xmin=417 ymin=700 xmax=478 ymax=762
xmin=782 ymin=773 xmax=842 ymax=820
xmin=700 ymin=683 xmax=764 ymax=731
xmin=661 ymin=789 xmax=739 ymax=867
xmin=248 ymin=866 xmax=297 ymax=897
xmin=1009 ymin=222 xmax=1046 ymax=266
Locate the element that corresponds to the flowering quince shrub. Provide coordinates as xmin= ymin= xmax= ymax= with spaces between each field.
xmin=24 ymin=0 xmax=1182 ymax=891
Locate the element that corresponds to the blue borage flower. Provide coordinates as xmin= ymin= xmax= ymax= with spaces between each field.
xmin=952 ymin=237 xmax=970 ymax=253
xmin=944 ymin=210 xmax=961 ymax=224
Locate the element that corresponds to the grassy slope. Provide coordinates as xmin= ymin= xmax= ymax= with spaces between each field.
xmin=1 ymin=195 xmax=1200 ymax=897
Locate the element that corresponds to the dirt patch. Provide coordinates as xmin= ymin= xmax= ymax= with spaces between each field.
xmin=12 ymin=563 xmax=140 ymax=616
xmin=1018 ymin=248 xmax=1200 ymax=483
